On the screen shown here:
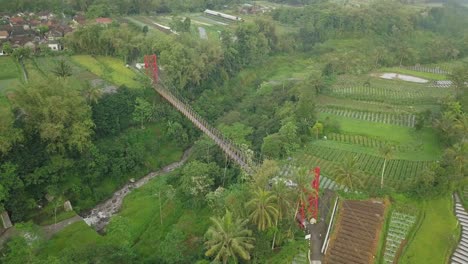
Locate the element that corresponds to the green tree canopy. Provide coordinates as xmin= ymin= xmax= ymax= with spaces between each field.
xmin=13 ymin=80 xmax=94 ymax=153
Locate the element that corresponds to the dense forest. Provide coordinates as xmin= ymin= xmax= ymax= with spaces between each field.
xmin=0 ymin=0 xmax=467 ymax=263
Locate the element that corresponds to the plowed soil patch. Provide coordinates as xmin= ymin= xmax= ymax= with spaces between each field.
xmin=324 ymin=200 xmax=385 ymax=264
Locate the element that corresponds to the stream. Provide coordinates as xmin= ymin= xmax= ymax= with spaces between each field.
xmin=82 ymin=148 xmax=192 ymax=232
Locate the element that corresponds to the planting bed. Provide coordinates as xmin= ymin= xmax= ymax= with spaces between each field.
xmin=383 ymin=212 xmax=416 ymax=264
xmin=317 ymin=106 xmax=416 ymax=127
xmin=324 ymin=85 xmax=446 ymax=105
xmin=302 ymin=145 xmax=432 ymax=189
xmin=325 ymin=133 xmax=421 ymax=152
xmin=324 ymin=200 xmax=386 ymax=264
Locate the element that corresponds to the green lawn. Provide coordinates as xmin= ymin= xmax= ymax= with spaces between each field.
xmin=400 ymin=195 xmax=460 ymax=264
xmin=72 ymin=55 xmax=141 ymax=88
xmin=0 ymin=56 xmax=20 ymax=80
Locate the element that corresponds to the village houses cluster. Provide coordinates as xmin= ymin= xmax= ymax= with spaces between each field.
xmin=0 ymin=12 xmax=113 ymax=56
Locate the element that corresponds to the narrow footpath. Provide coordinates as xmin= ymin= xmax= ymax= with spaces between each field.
xmin=451 ymin=193 xmax=468 ymax=264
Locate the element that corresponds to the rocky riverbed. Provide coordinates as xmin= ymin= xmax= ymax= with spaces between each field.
xmin=82 ymin=148 xmax=192 ymax=232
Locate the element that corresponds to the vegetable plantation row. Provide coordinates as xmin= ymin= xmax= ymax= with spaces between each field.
xmin=402 ymin=65 xmax=450 ymax=75
xmin=326 ymin=133 xmax=422 ymax=152
xmin=303 ymin=145 xmax=432 ymax=189
xmin=383 ymin=212 xmax=417 ymax=264
xmin=317 ymin=106 xmax=416 ymax=127
xmin=324 ymin=85 xmax=446 ymax=104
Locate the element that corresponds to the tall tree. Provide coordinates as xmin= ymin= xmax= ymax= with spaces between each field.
xmin=132 ymin=97 xmax=153 ymax=129
xmin=333 ymin=155 xmax=364 ymax=191
xmin=13 ymin=80 xmax=94 ymax=153
xmin=204 ymin=210 xmax=255 ymax=264
xmin=81 ymin=81 xmax=102 ymax=104
xmin=51 ymin=59 xmax=73 ymax=78
xmin=247 ymin=188 xmax=279 ymax=231
xmin=379 ymin=145 xmax=394 ymax=189
xmin=291 ymin=167 xmax=316 ymax=222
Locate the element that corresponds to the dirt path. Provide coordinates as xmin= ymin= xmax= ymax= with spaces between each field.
xmin=82 ymin=148 xmax=192 ymax=232
xmin=42 ymin=215 xmax=83 ymax=239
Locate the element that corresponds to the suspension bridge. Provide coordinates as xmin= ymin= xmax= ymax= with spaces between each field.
xmin=144 ymin=55 xmax=256 ymax=175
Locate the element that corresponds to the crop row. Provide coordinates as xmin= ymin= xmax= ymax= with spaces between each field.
xmin=324 ymin=85 xmax=445 ymax=104
xmin=317 ymin=106 xmax=416 ymax=127
xmin=383 ymin=212 xmax=417 ymax=264
xmin=402 ymin=65 xmax=450 ymax=75
xmin=303 ymin=145 xmax=432 ymax=189
xmin=326 ymin=133 xmax=422 ymax=152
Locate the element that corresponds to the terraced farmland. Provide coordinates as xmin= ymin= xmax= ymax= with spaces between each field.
xmin=325 ymin=133 xmax=422 ymax=152
xmin=300 ymin=145 xmax=432 ymax=189
xmin=383 ymin=212 xmax=417 ymax=264
xmin=324 ymin=85 xmax=448 ymax=104
xmin=317 ymin=106 xmax=416 ymax=127
xmin=324 ymin=200 xmax=386 ymax=264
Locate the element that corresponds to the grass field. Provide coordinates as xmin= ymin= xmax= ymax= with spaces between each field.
xmin=72 ymin=55 xmax=141 ymax=88
xmin=400 ymin=195 xmax=460 ymax=264
xmin=0 ymin=57 xmax=20 ymax=80
xmin=38 ymin=221 xmax=102 ymax=257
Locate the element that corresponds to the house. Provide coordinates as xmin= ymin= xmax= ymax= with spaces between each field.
xmin=95 ymin=17 xmax=113 ymax=25
xmin=0 ymin=30 xmax=9 ymax=40
xmin=48 ymin=40 xmax=61 ymax=51
xmin=47 ymin=29 xmax=63 ymax=41
xmin=72 ymin=14 xmax=86 ymax=26
xmin=10 ymin=16 xmax=25 ymax=25
xmin=204 ymin=9 xmax=243 ymax=22
xmin=37 ymin=11 xmax=53 ymax=20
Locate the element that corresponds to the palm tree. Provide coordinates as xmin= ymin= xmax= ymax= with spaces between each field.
xmin=247 ymin=188 xmax=279 ymax=231
xmin=271 ymin=180 xmax=292 ymax=249
xmin=333 ymin=155 xmax=364 ymax=191
xmin=379 ymin=145 xmax=394 ymax=189
xmin=205 ymin=210 xmax=255 ymax=264
xmin=81 ymin=81 xmax=102 ymax=104
xmin=291 ymin=167 xmax=316 ymax=223
xmin=444 ymin=143 xmax=467 ymax=179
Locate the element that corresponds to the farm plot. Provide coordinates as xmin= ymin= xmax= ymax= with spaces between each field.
xmin=324 ymin=200 xmax=386 ymax=264
xmin=326 ymin=133 xmax=422 ymax=152
xmin=279 ymin=162 xmax=349 ymax=192
xmin=324 ymin=85 xmax=447 ymax=105
xmin=317 ymin=106 xmax=416 ymax=127
xmin=383 ymin=212 xmax=417 ymax=264
xmin=72 ymin=55 xmax=140 ymax=89
xmin=302 ymin=145 xmax=432 ymax=189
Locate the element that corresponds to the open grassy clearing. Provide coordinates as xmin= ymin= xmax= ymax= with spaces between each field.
xmin=400 ymin=195 xmax=460 ymax=264
xmin=71 ymin=55 xmax=141 ymax=89
xmin=0 ymin=57 xmax=21 ymax=80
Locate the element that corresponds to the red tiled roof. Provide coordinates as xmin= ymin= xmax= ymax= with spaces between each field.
xmin=0 ymin=30 xmax=8 ymax=37
xmin=95 ymin=18 xmax=112 ymax=24
xmin=10 ymin=17 xmax=24 ymax=24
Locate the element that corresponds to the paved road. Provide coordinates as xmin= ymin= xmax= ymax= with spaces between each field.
xmin=306 ymin=189 xmax=335 ymax=263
